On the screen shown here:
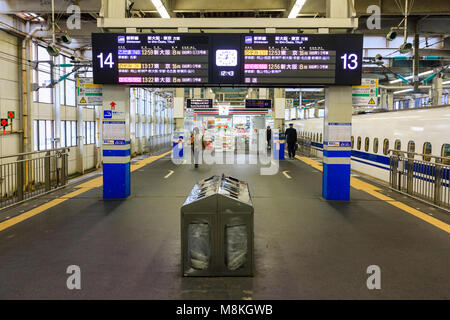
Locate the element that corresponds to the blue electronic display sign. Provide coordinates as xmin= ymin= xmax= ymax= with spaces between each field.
xmin=245 ymin=99 xmax=272 ymax=108
xmin=92 ymin=33 xmax=363 ymax=86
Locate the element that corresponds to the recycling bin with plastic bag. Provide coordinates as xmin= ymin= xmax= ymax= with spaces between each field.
xmin=181 ymin=174 xmax=254 ymax=277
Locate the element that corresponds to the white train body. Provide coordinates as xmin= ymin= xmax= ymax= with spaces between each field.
xmin=291 ymin=106 xmax=450 ymax=183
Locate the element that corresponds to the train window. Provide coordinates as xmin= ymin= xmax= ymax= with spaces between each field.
xmin=357 ymin=137 xmax=361 ymax=150
xmin=383 ymin=139 xmax=389 ymax=155
xmin=364 ymin=137 xmax=370 ymax=152
xmin=394 ymin=139 xmax=401 ymax=150
xmin=407 ymin=141 xmax=415 ymax=158
xmin=441 ymin=144 xmax=450 ymax=165
xmin=351 ymin=136 xmax=354 ymax=149
xmin=394 ymin=139 xmax=401 ymax=156
xmin=422 ymin=142 xmax=432 ymax=161
xmin=373 ymin=138 xmax=379 ymax=154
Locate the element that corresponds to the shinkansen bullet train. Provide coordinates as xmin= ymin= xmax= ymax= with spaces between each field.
xmin=291 ymin=105 xmax=450 ymax=183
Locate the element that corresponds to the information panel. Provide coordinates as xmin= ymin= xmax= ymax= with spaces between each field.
xmin=245 ymin=99 xmax=272 ymax=108
xmin=92 ymin=33 xmax=363 ymax=86
xmin=92 ymin=33 xmax=209 ymax=85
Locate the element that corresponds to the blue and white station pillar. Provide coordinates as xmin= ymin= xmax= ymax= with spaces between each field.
xmin=173 ymin=88 xmax=185 ymax=160
xmin=322 ymin=86 xmax=353 ymax=201
xmin=101 ymin=86 xmax=131 ymax=199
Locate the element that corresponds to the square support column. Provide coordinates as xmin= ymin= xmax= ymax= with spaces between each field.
xmin=323 ymin=86 xmax=352 ymax=201
xmin=102 ymin=86 xmax=131 ymax=199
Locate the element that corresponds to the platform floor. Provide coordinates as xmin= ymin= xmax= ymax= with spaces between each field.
xmin=0 ymin=152 xmax=449 ymax=299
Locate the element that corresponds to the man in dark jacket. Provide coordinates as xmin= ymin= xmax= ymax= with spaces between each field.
xmin=285 ymin=123 xmax=297 ymax=159
xmin=266 ymin=126 xmax=272 ymax=149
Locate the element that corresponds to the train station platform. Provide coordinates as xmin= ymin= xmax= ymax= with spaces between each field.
xmin=0 ymin=152 xmax=449 ymax=300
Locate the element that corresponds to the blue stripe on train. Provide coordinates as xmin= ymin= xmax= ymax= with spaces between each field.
xmin=312 ymin=143 xmax=449 ymax=181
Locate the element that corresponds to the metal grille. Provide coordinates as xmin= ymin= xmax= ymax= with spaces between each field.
xmin=297 ymin=137 xmax=312 ymax=157
xmin=0 ymin=148 xmax=69 ymax=210
xmin=389 ymin=151 xmax=450 ymax=210
xmin=147 ymin=134 xmax=171 ymax=154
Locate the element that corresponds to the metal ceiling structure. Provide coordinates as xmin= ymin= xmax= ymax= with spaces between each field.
xmin=0 ymin=0 xmax=449 ymax=102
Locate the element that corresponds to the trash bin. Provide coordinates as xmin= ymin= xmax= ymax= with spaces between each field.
xmin=181 ymin=174 xmax=254 ymax=277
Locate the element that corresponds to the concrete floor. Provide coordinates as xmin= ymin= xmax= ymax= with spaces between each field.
xmin=0 ymin=153 xmax=449 ymax=299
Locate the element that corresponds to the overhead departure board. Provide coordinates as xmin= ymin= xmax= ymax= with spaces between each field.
xmin=245 ymin=99 xmax=272 ymax=108
xmin=187 ymin=99 xmax=213 ymax=108
xmin=92 ymin=33 xmax=209 ymax=85
xmin=92 ymin=33 xmax=363 ymax=86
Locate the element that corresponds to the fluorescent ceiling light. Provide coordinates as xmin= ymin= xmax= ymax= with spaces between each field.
xmin=389 ymin=70 xmax=433 ymax=84
xmin=442 ymin=80 xmax=450 ymax=85
xmin=288 ymin=0 xmax=306 ymax=19
xmin=393 ymin=88 xmax=413 ymax=95
xmin=151 ymin=0 xmax=170 ymax=19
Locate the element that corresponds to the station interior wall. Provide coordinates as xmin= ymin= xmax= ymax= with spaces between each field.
xmin=0 ymin=28 xmax=175 ymax=176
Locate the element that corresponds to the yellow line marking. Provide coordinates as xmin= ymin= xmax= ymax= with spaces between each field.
xmin=0 ymin=151 xmax=171 ymax=232
xmin=295 ymin=155 xmax=450 ymax=234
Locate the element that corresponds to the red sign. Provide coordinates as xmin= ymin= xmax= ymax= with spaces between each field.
xmin=7 ymin=111 xmax=15 ymax=119
xmin=110 ymin=101 xmax=116 ymax=110
xmin=0 ymin=118 xmax=8 ymax=127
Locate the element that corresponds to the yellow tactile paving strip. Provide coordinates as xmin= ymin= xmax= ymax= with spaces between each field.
xmin=295 ymin=154 xmax=450 ymax=234
xmin=0 ymin=151 xmax=171 ymax=232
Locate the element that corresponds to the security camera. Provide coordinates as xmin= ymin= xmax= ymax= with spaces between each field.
xmin=399 ymin=42 xmax=413 ymax=54
xmin=46 ymin=44 xmax=60 ymax=57
xmin=60 ymin=33 xmax=72 ymax=44
xmin=386 ymin=30 xmax=397 ymax=41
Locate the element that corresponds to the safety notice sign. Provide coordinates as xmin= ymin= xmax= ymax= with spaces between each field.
xmin=352 ymin=78 xmax=378 ymax=106
xmin=77 ymin=77 xmax=103 ymax=106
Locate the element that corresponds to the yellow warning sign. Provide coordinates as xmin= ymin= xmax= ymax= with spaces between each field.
xmin=368 ymin=98 xmax=375 ymax=105
xmin=80 ymin=97 xmax=86 ymax=104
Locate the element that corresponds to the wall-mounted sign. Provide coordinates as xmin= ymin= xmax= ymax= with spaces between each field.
xmin=92 ymin=33 xmax=363 ymax=87
xmin=245 ymin=99 xmax=272 ymax=108
xmin=218 ymin=105 xmax=229 ymax=116
xmin=77 ymin=77 xmax=103 ymax=105
xmin=352 ymin=78 xmax=378 ymax=106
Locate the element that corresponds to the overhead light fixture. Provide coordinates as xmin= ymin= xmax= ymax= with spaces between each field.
xmin=393 ymin=88 xmax=413 ymax=95
xmin=151 ymin=0 xmax=170 ymax=19
xmin=442 ymin=80 xmax=450 ymax=85
xmin=288 ymin=0 xmax=306 ymax=19
xmin=390 ymin=70 xmax=433 ymax=84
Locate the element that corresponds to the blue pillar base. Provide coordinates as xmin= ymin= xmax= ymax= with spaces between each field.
xmin=322 ymin=162 xmax=350 ymax=201
xmin=272 ymin=142 xmax=285 ymax=160
xmin=103 ymin=162 xmax=130 ymax=199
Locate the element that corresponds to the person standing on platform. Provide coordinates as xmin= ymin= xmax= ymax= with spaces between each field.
xmin=266 ymin=126 xmax=272 ymax=150
xmin=190 ymin=127 xmax=204 ymax=168
xmin=285 ymin=123 xmax=298 ymax=160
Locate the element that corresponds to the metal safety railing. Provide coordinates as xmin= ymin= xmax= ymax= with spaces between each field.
xmin=0 ymin=148 xmax=70 ymax=210
xmin=147 ymin=134 xmax=171 ymax=154
xmin=297 ymin=137 xmax=312 ymax=157
xmin=389 ymin=150 xmax=450 ymax=210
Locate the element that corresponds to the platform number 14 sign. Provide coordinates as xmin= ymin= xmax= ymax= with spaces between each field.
xmin=96 ymin=52 xmax=115 ymax=69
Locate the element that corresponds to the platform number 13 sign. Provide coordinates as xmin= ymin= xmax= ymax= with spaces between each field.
xmin=341 ymin=53 xmax=359 ymax=70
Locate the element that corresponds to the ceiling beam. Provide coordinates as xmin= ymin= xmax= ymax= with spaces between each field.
xmin=97 ymin=17 xmax=358 ymax=29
